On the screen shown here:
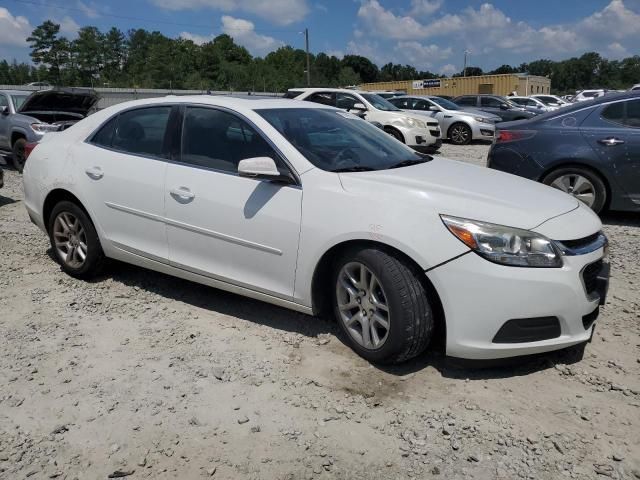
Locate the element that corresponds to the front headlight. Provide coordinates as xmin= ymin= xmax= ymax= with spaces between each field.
xmin=473 ymin=116 xmax=492 ymax=124
xmin=399 ymin=117 xmax=426 ymax=129
xmin=31 ymin=123 xmax=60 ymax=133
xmin=441 ymin=215 xmax=563 ymax=268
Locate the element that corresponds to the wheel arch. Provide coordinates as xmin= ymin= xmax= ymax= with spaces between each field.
xmin=42 ymin=188 xmax=94 ymax=233
xmin=310 ymin=239 xmax=446 ymax=348
xmin=538 ymin=161 xmax=612 ymax=208
xmin=383 ymin=125 xmax=405 ymax=143
xmin=11 ymin=130 xmax=27 ymax=146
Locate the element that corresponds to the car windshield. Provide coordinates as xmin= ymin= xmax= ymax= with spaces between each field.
xmin=360 ymin=94 xmax=402 ymax=111
xmin=11 ymin=95 xmax=29 ymax=110
xmin=428 ymin=97 xmax=461 ymax=110
xmin=257 ymin=108 xmax=426 ymax=172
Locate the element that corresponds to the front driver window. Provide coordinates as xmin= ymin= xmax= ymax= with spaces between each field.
xmin=180 ymin=107 xmax=279 ymax=173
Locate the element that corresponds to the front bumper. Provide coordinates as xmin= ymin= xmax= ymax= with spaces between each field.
xmin=400 ymin=125 xmax=439 ymax=147
xmin=412 ymin=138 xmax=442 ymax=153
xmin=427 ymin=244 xmax=608 ymax=360
xmin=470 ymin=122 xmax=495 ymax=140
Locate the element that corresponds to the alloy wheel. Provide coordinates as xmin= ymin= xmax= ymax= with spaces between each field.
xmin=550 ymin=174 xmax=596 ymax=208
xmin=336 ymin=262 xmax=390 ymax=350
xmin=53 ymin=212 xmax=88 ymax=268
xmin=450 ymin=124 xmax=470 ymax=144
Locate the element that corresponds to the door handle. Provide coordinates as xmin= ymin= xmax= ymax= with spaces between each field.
xmin=170 ymin=186 xmax=195 ymax=201
xmin=85 ymin=167 xmax=103 ymax=180
xmin=598 ymin=137 xmax=625 ymax=146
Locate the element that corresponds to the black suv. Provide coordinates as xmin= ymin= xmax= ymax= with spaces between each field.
xmin=453 ymin=95 xmax=536 ymax=122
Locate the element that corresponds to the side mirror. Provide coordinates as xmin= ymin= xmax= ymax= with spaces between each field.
xmin=351 ymin=102 xmax=367 ymax=111
xmin=428 ymin=105 xmax=440 ymax=112
xmin=238 ymin=157 xmax=294 ymax=184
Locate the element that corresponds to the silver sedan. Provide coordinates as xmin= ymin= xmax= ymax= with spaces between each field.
xmin=388 ymin=95 xmax=499 ymax=145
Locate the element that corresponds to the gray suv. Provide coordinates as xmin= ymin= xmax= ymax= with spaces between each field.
xmin=0 ymin=88 xmax=98 ymax=172
xmin=452 ymin=95 xmax=537 ymax=122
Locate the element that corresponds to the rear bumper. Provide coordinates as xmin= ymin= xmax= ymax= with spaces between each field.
xmin=487 ymin=144 xmax=544 ymax=179
xmin=427 ymin=244 xmax=607 ymax=360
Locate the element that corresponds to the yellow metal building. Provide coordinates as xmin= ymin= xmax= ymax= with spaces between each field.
xmin=360 ymin=74 xmax=551 ymax=97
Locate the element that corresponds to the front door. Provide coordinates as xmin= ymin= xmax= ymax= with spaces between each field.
xmin=164 ymin=106 xmax=302 ymax=299
xmin=73 ymin=105 xmax=174 ymax=261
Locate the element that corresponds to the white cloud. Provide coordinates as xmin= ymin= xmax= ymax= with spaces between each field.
xmin=77 ymin=1 xmax=99 ymax=19
xmin=439 ymin=63 xmax=457 ymax=76
xmin=221 ymin=15 xmax=283 ymax=56
xmin=409 ymin=0 xmax=442 ymax=16
xmin=150 ymin=0 xmax=309 ymax=25
xmin=56 ymin=16 xmax=81 ymax=38
xmin=179 ymin=32 xmax=214 ymax=45
xmin=394 ymin=41 xmax=452 ymax=69
xmin=606 ymin=41 xmax=629 ymax=57
xmin=325 ymin=49 xmax=344 ymax=59
xmin=0 ymin=7 xmax=32 ymax=47
xmin=357 ymin=0 xmax=429 ymax=40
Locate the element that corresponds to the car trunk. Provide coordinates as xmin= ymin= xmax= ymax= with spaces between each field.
xmin=19 ymin=88 xmax=99 ymax=128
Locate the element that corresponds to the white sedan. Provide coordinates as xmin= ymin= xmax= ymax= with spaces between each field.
xmin=22 ymin=96 xmax=609 ymax=363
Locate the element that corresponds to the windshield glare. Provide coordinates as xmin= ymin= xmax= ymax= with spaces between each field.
xmin=257 ymin=108 xmax=424 ymax=172
xmin=360 ymin=93 xmax=402 ymax=111
xmin=11 ymin=95 xmax=29 ymax=110
xmin=428 ymin=97 xmax=460 ymax=110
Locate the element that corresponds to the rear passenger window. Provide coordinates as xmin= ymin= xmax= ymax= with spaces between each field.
xmin=91 ymin=116 xmax=118 ymax=147
xmin=601 ymin=102 xmax=625 ymax=124
xmin=112 ymin=107 xmax=171 ymax=157
xmin=456 ymin=97 xmax=476 ymax=106
xmin=180 ymin=107 xmax=278 ymax=173
xmin=624 ymin=99 xmax=640 ymax=128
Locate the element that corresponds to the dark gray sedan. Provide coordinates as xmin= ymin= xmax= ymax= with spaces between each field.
xmin=487 ymin=91 xmax=640 ymax=213
xmin=453 ymin=95 xmax=537 ymax=122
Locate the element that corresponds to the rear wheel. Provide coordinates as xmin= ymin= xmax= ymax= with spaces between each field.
xmin=12 ymin=138 xmax=26 ymax=172
xmin=448 ymin=123 xmax=472 ymax=145
xmin=332 ymin=247 xmax=434 ymax=364
xmin=48 ymin=201 xmax=105 ymax=278
xmin=542 ymin=167 xmax=607 ymax=213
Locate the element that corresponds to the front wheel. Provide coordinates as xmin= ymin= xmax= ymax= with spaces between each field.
xmin=448 ymin=123 xmax=472 ymax=145
xmin=542 ymin=167 xmax=607 ymax=213
xmin=12 ymin=138 xmax=26 ymax=172
xmin=384 ymin=127 xmax=405 ymax=143
xmin=332 ymin=247 xmax=434 ymax=364
xmin=48 ymin=201 xmax=105 ymax=279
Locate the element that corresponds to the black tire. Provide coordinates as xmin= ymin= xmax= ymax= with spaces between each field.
xmin=448 ymin=122 xmax=472 ymax=145
xmin=48 ymin=200 xmax=105 ymax=279
xmin=542 ymin=166 xmax=607 ymax=213
xmin=332 ymin=247 xmax=434 ymax=364
xmin=385 ymin=127 xmax=405 ymax=143
xmin=12 ymin=137 xmax=26 ymax=173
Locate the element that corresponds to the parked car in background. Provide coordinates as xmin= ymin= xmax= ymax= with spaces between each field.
xmin=452 ymin=95 xmax=537 ymax=122
xmin=0 ymin=88 xmax=98 ymax=171
xmin=572 ymin=90 xmax=607 ymax=102
xmin=509 ymin=96 xmax=554 ymax=113
xmin=488 ymin=91 xmax=640 ymax=213
xmin=290 ymin=88 xmax=441 ymax=153
xmin=388 ymin=95 xmax=498 ymax=145
xmin=561 ymin=95 xmax=575 ymax=102
xmin=25 ymin=82 xmax=52 ymax=88
xmin=23 ymin=95 xmax=609 ymax=363
xmin=629 ymin=84 xmax=640 ymax=91
xmin=369 ymin=91 xmax=405 ymax=99
xmin=531 ymin=95 xmax=571 ymax=109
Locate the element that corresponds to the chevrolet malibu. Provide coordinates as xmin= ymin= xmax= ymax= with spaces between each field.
xmin=23 ymin=96 xmax=609 ymax=364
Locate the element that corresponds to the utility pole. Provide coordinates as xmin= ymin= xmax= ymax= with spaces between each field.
xmin=463 ymin=49 xmax=470 ymax=77
xmin=304 ymin=28 xmax=311 ymax=86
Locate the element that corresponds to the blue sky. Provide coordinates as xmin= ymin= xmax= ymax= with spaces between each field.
xmin=1 ymin=0 xmax=639 ymax=75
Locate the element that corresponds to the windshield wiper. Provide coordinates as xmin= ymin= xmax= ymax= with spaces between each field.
xmin=331 ymin=166 xmax=376 ymax=172
xmin=387 ymin=158 xmax=430 ymax=169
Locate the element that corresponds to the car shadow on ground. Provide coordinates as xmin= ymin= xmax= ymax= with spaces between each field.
xmin=0 ymin=195 xmax=17 ymax=208
xmin=601 ymin=211 xmax=640 ymax=227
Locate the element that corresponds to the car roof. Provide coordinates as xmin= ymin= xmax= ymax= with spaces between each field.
xmin=104 ymin=94 xmax=335 ymax=111
xmin=288 ymin=87 xmax=369 ymax=94
xmin=0 ymin=89 xmax=32 ymax=96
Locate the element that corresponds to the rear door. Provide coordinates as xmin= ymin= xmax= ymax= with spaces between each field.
xmin=581 ymin=98 xmax=640 ymax=205
xmin=73 ymin=105 xmax=175 ymax=261
xmin=0 ymin=93 xmax=10 ymax=149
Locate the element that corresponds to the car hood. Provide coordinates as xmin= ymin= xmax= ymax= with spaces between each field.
xmin=455 ymin=108 xmax=500 ymax=120
xmin=338 ymin=158 xmax=580 ymax=231
xmin=19 ymin=88 xmax=98 ymax=117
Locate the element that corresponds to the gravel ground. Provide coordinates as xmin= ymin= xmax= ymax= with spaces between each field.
xmin=1 ymin=145 xmax=639 ymax=480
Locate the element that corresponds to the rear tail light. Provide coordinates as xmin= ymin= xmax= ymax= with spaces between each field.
xmin=495 ymin=130 xmax=536 ymax=144
xmin=24 ymin=142 xmax=38 ymax=160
